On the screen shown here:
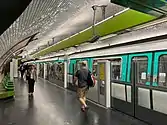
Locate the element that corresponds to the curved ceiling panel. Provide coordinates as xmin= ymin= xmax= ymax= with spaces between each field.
xmin=0 ymin=0 xmax=125 ymax=58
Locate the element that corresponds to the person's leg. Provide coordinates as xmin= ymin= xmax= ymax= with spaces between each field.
xmin=28 ymin=80 xmax=31 ymax=95
xmin=21 ymin=71 xmax=23 ymax=78
xmin=83 ymin=96 xmax=86 ymax=102
xmin=84 ymin=88 xmax=89 ymax=108
xmin=79 ymin=97 xmax=87 ymax=107
xmin=29 ymin=79 xmax=33 ymax=94
xmin=77 ymin=88 xmax=86 ymax=107
xmin=80 ymin=88 xmax=87 ymax=107
xmin=32 ymin=80 xmax=35 ymax=94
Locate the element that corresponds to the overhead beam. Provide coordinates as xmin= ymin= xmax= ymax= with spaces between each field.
xmin=33 ymin=9 xmax=156 ymax=58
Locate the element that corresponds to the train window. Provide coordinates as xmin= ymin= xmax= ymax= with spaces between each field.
xmin=93 ymin=60 xmax=98 ymax=77
xmin=55 ymin=62 xmax=64 ymax=81
xmin=158 ymin=55 xmax=167 ymax=87
xmin=110 ymin=58 xmax=121 ymax=81
xmin=132 ymin=57 xmax=148 ymax=85
xmin=75 ymin=60 xmax=81 ymax=72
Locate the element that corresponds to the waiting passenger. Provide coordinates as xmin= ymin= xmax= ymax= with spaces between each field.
xmin=27 ymin=65 xmax=37 ymax=96
xmin=74 ymin=61 xmax=89 ymax=112
xmin=19 ymin=64 xmax=25 ymax=79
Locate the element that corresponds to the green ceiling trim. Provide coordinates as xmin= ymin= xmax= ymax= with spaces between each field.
xmin=33 ymin=9 xmax=156 ymax=58
xmin=111 ymin=0 xmax=167 ymax=17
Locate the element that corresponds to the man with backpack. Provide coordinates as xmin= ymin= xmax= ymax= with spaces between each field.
xmin=74 ymin=61 xmax=95 ymax=112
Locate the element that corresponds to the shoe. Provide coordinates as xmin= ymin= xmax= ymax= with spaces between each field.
xmin=81 ymin=107 xmax=85 ymax=112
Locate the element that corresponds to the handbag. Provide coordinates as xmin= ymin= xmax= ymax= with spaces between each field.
xmin=87 ymin=71 xmax=95 ymax=87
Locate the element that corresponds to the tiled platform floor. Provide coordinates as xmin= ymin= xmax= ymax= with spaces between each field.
xmin=0 ymin=78 xmax=148 ymax=125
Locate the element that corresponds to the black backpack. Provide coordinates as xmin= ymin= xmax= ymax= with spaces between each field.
xmin=87 ymin=71 xmax=94 ymax=87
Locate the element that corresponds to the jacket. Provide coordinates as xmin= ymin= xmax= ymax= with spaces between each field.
xmin=30 ymin=69 xmax=37 ymax=81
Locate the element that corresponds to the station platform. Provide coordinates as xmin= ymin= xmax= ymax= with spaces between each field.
xmin=0 ymin=78 xmax=148 ymax=125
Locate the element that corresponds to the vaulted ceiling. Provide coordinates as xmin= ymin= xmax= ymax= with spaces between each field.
xmin=1 ymin=0 xmax=166 ymax=61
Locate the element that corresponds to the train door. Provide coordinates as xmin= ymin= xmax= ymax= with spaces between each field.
xmin=149 ymin=52 xmax=167 ymax=125
xmin=97 ymin=61 xmax=106 ymax=105
xmin=130 ymin=53 xmax=153 ymax=120
xmin=87 ymin=60 xmax=110 ymax=107
xmin=110 ymin=57 xmax=130 ymax=114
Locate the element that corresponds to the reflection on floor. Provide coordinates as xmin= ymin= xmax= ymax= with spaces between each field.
xmin=0 ymin=78 xmax=148 ymax=125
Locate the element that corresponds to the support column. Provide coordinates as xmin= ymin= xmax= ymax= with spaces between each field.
xmin=44 ymin=63 xmax=47 ymax=79
xmin=37 ymin=63 xmax=39 ymax=78
xmin=13 ymin=59 xmax=18 ymax=78
xmin=105 ymin=61 xmax=111 ymax=108
xmin=10 ymin=61 xmax=13 ymax=82
xmin=64 ymin=61 xmax=68 ymax=88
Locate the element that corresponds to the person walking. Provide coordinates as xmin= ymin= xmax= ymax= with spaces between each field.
xmin=19 ymin=64 xmax=25 ymax=79
xmin=74 ymin=61 xmax=90 ymax=112
xmin=27 ymin=65 xmax=37 ymax=96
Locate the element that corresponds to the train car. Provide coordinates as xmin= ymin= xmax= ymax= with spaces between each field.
xmin=35 ymin=31 xmax=167 ymax=125
xmin=66 ymin=38 xmax=167 ymax=125
xmin=38 ymin=60 xmax=65 ymax=88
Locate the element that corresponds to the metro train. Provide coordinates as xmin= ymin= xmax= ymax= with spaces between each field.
xmin=36 ymin=35 xmax=167 ymax=125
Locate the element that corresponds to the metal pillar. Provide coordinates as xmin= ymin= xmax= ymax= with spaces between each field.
xmin=92 ymin=5 xmax=107 ymax=36
xmin=13 ymin=59 xmax=18 ymax=78
xmin=101 ymin=5 xmax=107 ymax=20
xmin=37 ymin=63 xmax=39 ymax=78
xmin=44 ymin=63 xmax=47 ymax=79
xmin=10 ymin=61 xmax=13 ymax=82
xmin=105 ymin=61 xmax=111 ymax=108
xmin=64 ymin=61 xmax=68 ymax=88
xmin=92 ymin=5 xmax=97 ymax=36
